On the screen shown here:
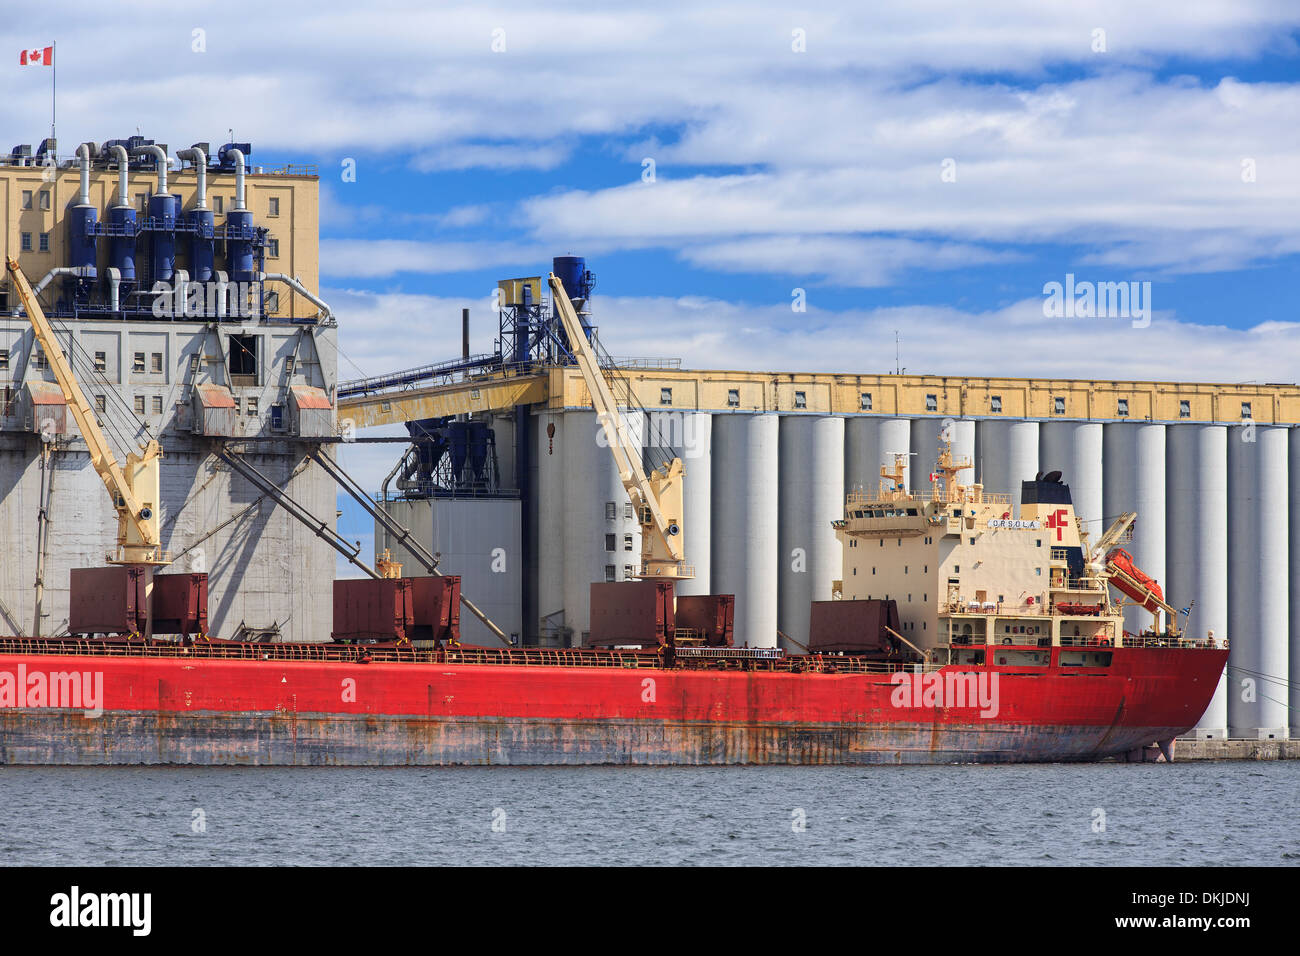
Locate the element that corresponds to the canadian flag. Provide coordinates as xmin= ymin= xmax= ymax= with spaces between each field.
xmin=20 ymin=46 xmax=53 ymax=67
xmin=929 ymin=472 xmax=939 ymax=482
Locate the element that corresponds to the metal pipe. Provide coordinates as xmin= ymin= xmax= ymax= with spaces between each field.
xmin=130 ymin=145 xmax=169 ymax=194
xmin=9 ymin=267 xmax=93 ymax=315
xmin=462 ymin=308 xmax=470 ymax=360
xmin=259 ymin=272 xmax=333 ymax=321
xmin=76 ymin=142 xmax=93 ymax=205
xmin=176 ymin=146 xmax=207 ymax=208
xmin=107 ymin=267 xmax=121 ymax=311
xmin=228 ymin=147 xmax=246 ymax=210
xmin=214 ymin=270 xmax=228 ymax=319
xmin=109 ymin=145 xmax=129 ymax=207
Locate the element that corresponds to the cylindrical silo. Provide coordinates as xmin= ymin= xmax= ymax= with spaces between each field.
xmin=778 ymin=416 xmax=844 ymax=651
xmin=1103 ymin=423 xmax=1167 ymax=635
xmin=844 ymin=418 xmax=911 ymax=494
xmin=910 ymin=418 xmax=974 ymax=491
xmin=675 ymin=412 xmax=713 ymax=596
xmin=1227 ymin=426 xmax=1289 ymax=738
xmin=1291 ymin=428 xmax=1300 ymax=737
xmin=535 ymin=410 xmax=566 ymax=643
xmin=1167 ymin=424 xmax=1228 ymax=737
xmin=1040 ymin=422 xmax=1104 ymax=539
xmin=712 ymin=414 xmax=779 ymax=648
xmin=563 ymin=409 xmax=643 ymax=646
xmin=978 ymin=421 xmax=1039 ymax=514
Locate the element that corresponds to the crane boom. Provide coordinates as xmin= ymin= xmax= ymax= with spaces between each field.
xmin=7 ymin=257 xmax=168 ymax=565
xmin=547 ymin=273 xmax=691 ymax=580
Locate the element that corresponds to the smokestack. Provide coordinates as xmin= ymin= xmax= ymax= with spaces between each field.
xmin=462 ymin=308 xmax=470 ymax=360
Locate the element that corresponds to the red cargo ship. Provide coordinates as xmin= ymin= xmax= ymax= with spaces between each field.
xmin=0 ymin=454 xmax=1227 ymax=766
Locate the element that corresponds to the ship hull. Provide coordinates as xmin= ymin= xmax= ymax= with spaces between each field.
xmin=0 ymin=644 xmax=1228 ymax=766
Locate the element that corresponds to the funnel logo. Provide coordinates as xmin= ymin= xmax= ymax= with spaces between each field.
xmin=890 ymin=671 xmax=1000 ymax=718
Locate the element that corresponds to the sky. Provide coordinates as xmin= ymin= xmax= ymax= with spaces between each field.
xmin=5 ymin=2 xmax=1300 ymax=562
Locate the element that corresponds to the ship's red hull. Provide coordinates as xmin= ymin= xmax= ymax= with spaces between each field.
xmin=0 ymin=644 xmax=1227 ymax=765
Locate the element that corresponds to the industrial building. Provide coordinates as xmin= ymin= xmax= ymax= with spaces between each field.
xmin=353 ymin=261 xmax=1299 ymax=742
xmin=1 ymin=136 xmax=337 ymax=642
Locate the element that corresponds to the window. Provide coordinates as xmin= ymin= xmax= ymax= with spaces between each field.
xmin=270 ymin=404 xmax=284 ymax=430
xmin=232 ymin=396 xmax=241 ymax=415
xmin=38 ymin=233 xmax=49 ymax=252
xmin=285 ymin=357 xmax=296 ymax=376
xmin=605 ymin=533 xmax=616 ymax=552
xmin=953 ymin=565 xmax=960 ymax=573
xmin=660 ymin=387 xmax=672 ymax=406
xmin=604 ymin=565 xmax=616 ymax=583
xmin=0 ymin=349 xmax=10 ymax=370
xmin=228 ymin=334 xmax=258 ymax=385
xmin=152 ymin=395 xmax=163 ymax=415
xmin=265 ymin=291 xmax=280 ymax=314
xmin=20 ymin=233 xmax=32 ymax=252
xmin=214 ymin=196 xmax=224 ymax=214
xmin=860 ymin=392 xmax=872 ymax=411
xmin=624 ymin=564 xmax=634 ymax=579
xmin=1241 ymin=402 xmax=1252 ymax=420
xmin=95 ymin=395 xmax=106 ymax=413
xmin=793 ymin=390 xmax=807 ymax=409
xmin=727 ymin=388 xmax=740 ymax=407
xmin=133 ymin=395 xmax=145 ymax=416
xmin=93 ymin=351 xmax=106 ymax=372
xmin=1179 ymin=400 xmax=1191 ymax=418
xmin=605 ymin=502 xmax=617 ymax=520
xmin=135 ymin=193 xmax=147 ymax=213
xmin=1053 ymin=396 xmax=1065 ymax=415
xmin=151 ymin=352 xmax=163 ymax=373
xmin=246 ymin=397 xmax=258 ymax=417
xmin=33 ymin=350 xmax=47 ymax=370
xmin=132 ymin=352 xmax=145 ymax=373
xmin=267 ymin=238 xmax=280 ymax=258
xmin=21 ymin=190 xmax=32 ymax=210
xmin=624 ymin=503 xmax=633 ymax=519
xmin=623 ymin=534 xmax=633 ymax=551
xmin=925 ymin=393 xmax=937 ymax=412
xmin=268 ymin=196 xmax=280 ymax=217
xmin=990 ymin=395 xmax=1002 ymax=413
xmin=1116 ymin=399 xmax=1129 ymax=417
xmin=1035 ymin=567 xmax=1042 ymax=576
xmin=39 ymin=190 xmax=50 ymax=211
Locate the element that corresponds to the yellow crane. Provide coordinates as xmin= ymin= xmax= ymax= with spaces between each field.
xmin=548 ymin=273 xmax=692 ymax=581
xmin=7 ymin=258 xmax=169 ymax=566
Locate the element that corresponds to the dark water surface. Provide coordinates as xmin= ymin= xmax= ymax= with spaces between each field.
xmin=1 ymin=762 xmax=1296 ymax=866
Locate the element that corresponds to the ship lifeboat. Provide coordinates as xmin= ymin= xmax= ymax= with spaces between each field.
xmin=1056 ymin=602 xmax=1102 ymax=616
xmin=1105 ymin=547 xmax=1164 ymax=612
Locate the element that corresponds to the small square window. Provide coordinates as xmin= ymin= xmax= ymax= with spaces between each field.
xmin=268 ymin=196 xmax=280 ymax=217
xmin=1179 ymin=400 xmax=1190 ymax=418
xmin=925 ymin=394 xmax=937 ymax=412
xmin=93 ymin=351 xmax=106 ymax=372
xmin=33 ymin=350 xmax=47 ymax=370
xmin=623 ymin=564 xmax=635 ymax=579
xmin=727 ymin=388 xmax=740 ymax=407
xmin=267 ymin=238 xmax=280 ymax=259
xmin=39 ymin=190 xmax=50 ymax=211
xmin=1241 ymin=402 xmax=1252 ymax=419
xmin=151 ymin=352 xmax=163 ymax=373
xmin=265 ymin=291 xmax=280 ymax=314
xmin=860 ymin=392 xmax=872 ymax=411
xmin=1053 ymin=396 xmax=1065 ymax=414
xmin=232 ymin=396 xmax=241 ymax=415
xmin=1117 ymin=399 xmax=1129 ymax=417
xmin=605 ymin=533 xmax=616 ymax=552
xmin=990 ymin=395 xmax=1002 ymax=413
xmin=20 ymin=233 xmax=32 ymax=252
xmin=605 ymin=502 xmax=617 ymax=520
xmin=270 ymin=404 xmax=284 ymax=430
xmin=624 ymin=502 xmax=633 ymax=519
xmin=133 ymin=395 xmax=145 ymax=416
xmin=38 ymin=233 xmax=49 ymax=252
xmin=152 ymin=395 xmax=163 ymax=415
xmin=246 ymin=397 xmax=258 ymax=417
xmin=623 ymin=534 xmax=633 ymax=551
xmin=0 ymin=350 xmax=8 ymax=370
xmin=660 ymin=387 xmax=672 ymax=406
xmin=21 ymin=190 xmax=32 ymax=210
xmin=604 ymin=565 xmax=616 ymax=583
xmin=95 ymin=395 xmax=106 ymax=413
xmin=794 ymin=390 xmax=807 ymax=409
xmin=214 ymin=196 xmax=224 ymax=214
xmin=132 ymin=353 xmax=145 ymax=373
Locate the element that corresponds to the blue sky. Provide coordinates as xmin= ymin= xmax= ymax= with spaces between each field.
xmin=6 ymin=2 xmax=1300 ymax=557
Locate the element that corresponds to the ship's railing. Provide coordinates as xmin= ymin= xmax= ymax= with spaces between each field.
xmin=942 ymin=602 xmax=1048 ymax=616
xmin=844 ymin=490 xmax=1012 ymax=506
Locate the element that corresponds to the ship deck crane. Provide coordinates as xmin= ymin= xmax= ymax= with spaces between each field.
xmin=7 ymin=258 xmax=168 ymax=566
xmin=548 ymin=273 xmax=692 ymax=581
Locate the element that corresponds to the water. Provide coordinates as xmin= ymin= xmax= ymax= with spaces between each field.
xmin=1 ymin=762 xmax=1296 ymax=866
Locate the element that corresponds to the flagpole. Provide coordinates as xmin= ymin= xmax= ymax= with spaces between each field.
xmin=51 ymin=41 xmax=56 ymax=152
